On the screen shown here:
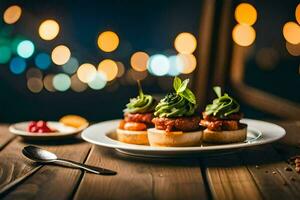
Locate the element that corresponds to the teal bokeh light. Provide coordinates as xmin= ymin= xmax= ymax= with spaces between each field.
xmin=53 ymin=73 xmax=71 ymax=91
xmin=62 ymin=57 xmax=79 ymax=74
xmin=17 ymin=40 xmax=35 ymax=58
xmin=88 ymin=72 xmax=106 ymax=90
xmin=0 ymin=46 xmax=12 ymax=64
xmin=35 ymin=53 xmax=51 ymax=70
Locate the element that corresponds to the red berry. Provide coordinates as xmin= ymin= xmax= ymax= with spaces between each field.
xmin=28 ymin=121 xmax=36 ymax=128
xmin=38 ymin=128 xmax=44 ymax=133
xmin=28 ymin=121 xmax=37 ymax=131
xmin=29 ymin=126 xmax=38 ymax=133
xmin=36 ymin=121 xmax=47 ymax=128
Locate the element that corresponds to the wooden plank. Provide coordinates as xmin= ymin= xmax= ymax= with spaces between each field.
xmin=240 ymin=145 xmax=300 ymax=200
xmin=0 ymin=138 xmax=35 ymax=190
xmin=74 ymin=146 xmax=208 ymax=200
xmin=0 ymin=137 xmax=91 ymax=200
xmin=0 ymin=125 xmax=15 ymax=151
xmin=204 ymin=153 xmax=263 ymax=200
xmin=275 ymin=121 xmax=300 ymax=147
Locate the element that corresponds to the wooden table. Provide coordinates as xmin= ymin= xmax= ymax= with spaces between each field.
xmin=0 ymin=121 xmax=299 ymax=200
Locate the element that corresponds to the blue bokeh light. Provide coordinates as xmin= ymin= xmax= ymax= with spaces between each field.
xmin=167 ymin=55 xmax=181 ymax=76
xmin=17 ymin=40 xmax=35 ymax=58
xmin=35 ymin=53 xmax=51 ymax=70
xmin=148 ymin=54 xmax=170 ymax=76
xmin=9 ymin=57 xmax=27 ymax=74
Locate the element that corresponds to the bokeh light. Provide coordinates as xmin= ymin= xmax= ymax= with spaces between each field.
xmin=286 ymin=42 xmax=300 ymax=56
xmin=43 ymin=74 xmax=56 ymax=92
xmin=167 ymin=55 xmax=181 ymax=76
xmin=3 ymin=5 xmax=22 ymax=24
xmin=38 ymin=19 xmax=60 ymax=40
xmin=51 ymin=45 xmax=71 ymax=65
xmin=176 ymin=54 xmax=197 ymax=74
xmin=62 ymin=57 xmax=79 ymax=74
xmin=27 ymin=78 xmax=43 ymax=93
xmin=234 ymin=3 xmax=257 ymax=25
xmin=9 ymin=57 xmax=26 ymax=74
xmin=88 ymin=72 xmax=107 ymax=90
xmin=53 ymin=73 xmax=71 ymax=91
xmin=0 ymin=46 xmax=12 ymax=64
xmin=97 ymin=31 xmax=119 ymax=52
xmin=98 ymin=59 xmax=118 ymax=81
xmin=283 ymin=22 xmax=300 ymax=45
xmin=26 ymin=68 xmax=43 ymax=80
xmin=71 ymin=74 xmax=87 ymax=92
xmin=77 ymin=63 xmax=97 ymax=83
xmin=35 ymin=53 xmax=51 ymax=70
xmin=130 ymin=51 xmax=149 ymax=72
xmin=148 ymin=54 xmax=170 ymax=76
xmin=116 ymin=61 xmax=125 ymax=77
xmin=174 ymin=32 xmax=197 ymax=54
xmin=296 ymin=3 xmax=300 ymax=25
xmin=17 ymin=40 xmax=35 ymax=58
xmin=232 ymin=24 xmax=256 ymax=46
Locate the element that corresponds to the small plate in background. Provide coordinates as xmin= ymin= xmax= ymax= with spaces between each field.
xmin=9 ymin=121 xmax=89 ymax=140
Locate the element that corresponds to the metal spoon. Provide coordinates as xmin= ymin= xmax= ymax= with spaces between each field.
xmin=22 ymin=145 xmax=117 ymax=175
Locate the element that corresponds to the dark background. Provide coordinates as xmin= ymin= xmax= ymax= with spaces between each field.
xmin=0 ymin=0 xmax=299 ymax=122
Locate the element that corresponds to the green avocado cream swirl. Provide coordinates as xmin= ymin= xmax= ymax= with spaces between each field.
xmin=204 ymin=86 xmax=240 ymax=118
xmin=154 ymin=77 xmax=197 ymax=118
xmin=123 ymin=81 xmax=156 ymax=114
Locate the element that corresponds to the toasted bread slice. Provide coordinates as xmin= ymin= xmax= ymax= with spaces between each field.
xmin=116 ymin=128 xmax=149 ymax=145
xmin=202 ymin=123 xmax=247 ymax=144
xmin=147 ymin=128 xmax=203 ymax=147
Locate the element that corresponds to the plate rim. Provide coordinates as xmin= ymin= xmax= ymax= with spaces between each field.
xmin=81 ymin=118 xmax=286 ymax=152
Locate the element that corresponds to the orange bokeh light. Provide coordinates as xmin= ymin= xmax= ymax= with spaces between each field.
xmin=98 ymin=59 xmax=118 ymax=81
xmin=51 ymin=45 xmax=71 ymax=65
xmin=130 ymin=52 xmax=149 ymax=72
xmin=296 ymin=3 xmax=300 ymax=25
xmin=235 ymin=3 xmax=257 ymax=25
xmin=283 ymin=22 xmax=300 ymax=44
xmin=77 ymin=63 xmax=97 ymax=83
xmin=174 ymin=32 xmax=197 ymax=54
xmin=97 ymin=31 xmax=119 ymax=52
xmin=3 ymin=5 xmax=22 ymax=24
xmin=232 ymin=24 xmax=256 ymax=46
xmin=39 ymin=19 xmax=60 ymax=40
xmin=177 ymin=54 xmax=197 ymax=74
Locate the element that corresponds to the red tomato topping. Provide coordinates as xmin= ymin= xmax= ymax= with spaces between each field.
xmin=123 ymin=122 xmax=147 ymax=131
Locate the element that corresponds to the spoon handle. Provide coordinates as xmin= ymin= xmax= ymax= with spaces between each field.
xmin=54 ymin=159 xmax=117 ymax=175
xmin=54 ymin=159 xmax=99 ymax=174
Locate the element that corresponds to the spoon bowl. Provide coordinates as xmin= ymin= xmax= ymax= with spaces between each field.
xmin=23 ymin=146 xmax=57 ymax=162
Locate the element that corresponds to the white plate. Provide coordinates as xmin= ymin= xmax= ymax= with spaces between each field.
xmin=9 ymin=121 xmax=89 ymax=140
xmin=81 ymin=119 xmax=286 ymax=157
